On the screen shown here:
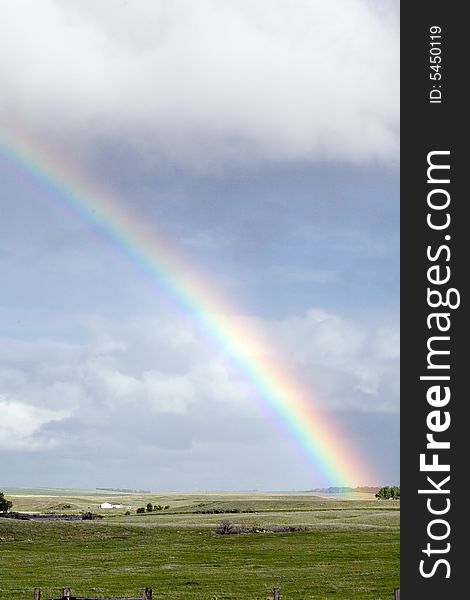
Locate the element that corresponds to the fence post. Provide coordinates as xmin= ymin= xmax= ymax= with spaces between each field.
xmin=62 ymin=589 xmax=71 ymax=599
xmin=393 ymin=589 xmax=400 ymax=600
xmin=144 ymin=587 xmax=152 ymax=600
xmin=34 ymin=589 xmax=41 ymax=600
xmin=273 ymin=587 xmax=280 ymax=600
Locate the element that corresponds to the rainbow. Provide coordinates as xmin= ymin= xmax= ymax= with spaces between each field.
xmin=0 ymin=126 xmax=376 ymax=486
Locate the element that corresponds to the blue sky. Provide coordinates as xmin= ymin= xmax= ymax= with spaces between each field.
xmin=0 ymin=0 xmax=399 ymax=490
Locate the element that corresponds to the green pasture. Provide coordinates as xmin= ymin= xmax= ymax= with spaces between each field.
xmin=0 ymin=490 xmax=399 ymax=600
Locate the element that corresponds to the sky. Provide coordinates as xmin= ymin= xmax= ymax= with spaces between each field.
xmin=0 ymin=0 xmax=399 ymax=491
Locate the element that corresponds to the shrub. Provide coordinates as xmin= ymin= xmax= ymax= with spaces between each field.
xmin=215 ymin=520 xmax=237 ymax=535
xmin=270 ymin=525 xmax=308 ymax=533
xmin=136 ymin=507 xmax=146 ymax=514
xmin=0 ymin=492 xmax=13 ymax=513
xmin=214 ymin=520 xmax=309 ymax=536
xmin=81 ymin=512 xmax=103 ymax=520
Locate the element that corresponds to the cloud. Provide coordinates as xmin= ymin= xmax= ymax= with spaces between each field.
xmin=0 ymin=306 xmax=398 ymax=455
xmin=0 ymin=0 xmax=398 ymax=170
xmin=0 ymin=396 xmax=69 ymax=450
xmin=239 ymin=307 xmax=399 ymax=412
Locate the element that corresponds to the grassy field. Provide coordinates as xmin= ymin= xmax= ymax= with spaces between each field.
xmin=0 ymin=489 xmax=399 ymax=600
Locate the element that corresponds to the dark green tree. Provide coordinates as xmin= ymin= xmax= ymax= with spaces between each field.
xmin=146 ymin=503 xmax=153 ymax=513
xmin=0 ymin=492 xmax=13 ymax=512
xmin=376 ymin=486 xmax=388 ymax=499
xmin=375 ymin=485 xmax=400 ymax=500
xmin=136 ymin=507 xmax=145 ymax=514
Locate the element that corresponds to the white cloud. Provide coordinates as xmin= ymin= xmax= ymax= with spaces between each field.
xmin=0 ymin=307 xmax=398 ymax=452
xmin=0 ymin=0 xmax=398 ymax=169
xmin=0 ymin=396 xmax=69 ymax=450
xmin=236 ymin=307 xmax=399 ymax=411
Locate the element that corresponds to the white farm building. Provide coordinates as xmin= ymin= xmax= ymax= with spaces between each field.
xmin=99 ymin=502 xmax=124 ymax=509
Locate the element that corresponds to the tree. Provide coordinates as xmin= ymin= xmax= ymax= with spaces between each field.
xmin=375 ymin=485 xmax=400 ymax=500
xmin=376 ymin=486 xmax=390 ymax=499
xmin=146 ymin=503 xmax=153 ymax=513
xmin=136 ymin=507 xmax=145 ymax=514
xmin=0 ymin=492 xmax=13 ymax=512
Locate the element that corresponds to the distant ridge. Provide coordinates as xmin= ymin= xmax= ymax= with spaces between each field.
xmin=310 ymin=486 xmax=380 ymax=494
xmin=96 ymin=487 xmax=151 ymax=493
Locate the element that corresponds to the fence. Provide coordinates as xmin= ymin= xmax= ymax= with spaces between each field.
xmin=33 ymin=586 xmax=400 ymax=599
xmin=34 ymin=589 xmax=153 ymax=600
